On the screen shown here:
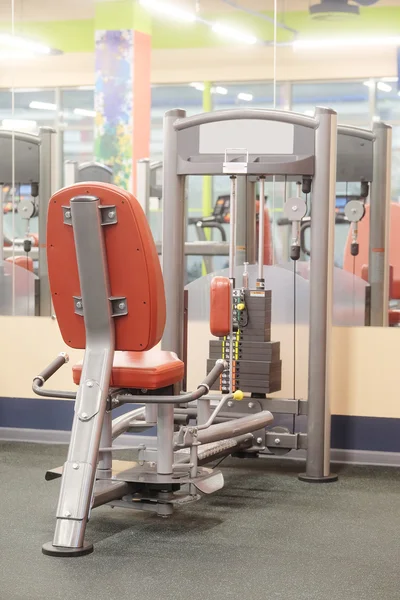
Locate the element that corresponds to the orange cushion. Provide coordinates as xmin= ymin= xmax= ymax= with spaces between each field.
xmin=6 ymin=256 xmax=34 ymax=273
xmin=72 ymin=349 xmax=184 ymax=390
xmin=389 ymin=310 xmax=400 ymax=326
xmin=210 ymin=276 xmax=231 ymax=338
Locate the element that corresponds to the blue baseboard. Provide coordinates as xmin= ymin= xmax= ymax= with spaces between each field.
xmin=0 ymin=396 xmax=399 ymax=453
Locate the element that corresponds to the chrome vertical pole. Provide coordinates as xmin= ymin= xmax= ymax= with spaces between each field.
xmin=299 ymin=107 xmax=338 ymax=483
xmin=64 ymin=161 xmax=78 ymax=187
xmin=228 ymin=176 xmax=237 ymax=280
xmin=257 ymin=177 xmax=266 ymax=286
xmin=369 ymin=122 xmax=392 ymax=327
xmin=159 ymin=109 xmax=186 ymax=478
xmin=245 ymin=179 xmax=257 ymax=264
xmin=161 ymin=109 xmax=186 ymax=359
xmin=38 ymin=127 xmax=55 ymax=316
xmin=136 ymin=158 xmax=151 ymax=218
xmin=235 ymin=176 xmax=247 ymax=267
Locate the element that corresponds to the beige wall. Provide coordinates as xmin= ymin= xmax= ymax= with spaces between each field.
xmin=1 ymin=316 xmax=399 ymax=419
xmin=0 ymin=45 xmax=396 ymax=89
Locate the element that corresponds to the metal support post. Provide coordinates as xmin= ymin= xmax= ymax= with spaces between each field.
xmin=64 ymin=161 xmax=78 ymax=187
xmin=299 ymin=107 xmax=338 ymax=483
xmin=157 ymin=403 xmax=174 ymax=475
xmin=98 ymin=410 xmax=112 ymax=476
xmin=43 ymin=195 xmax=115 ymax=557
xmin=38 ymin=127 xmax=56 ymax=316
xmin=235 ymin=176 xmax=247 ymax=267
xmin=159 ymin=110 xmax=186 ymax=478
xmin=136 ymin=158 xmax=151 ymax=218
xmin=257 ymin=177 xmax=266 ymax=287
xmin=245 ymin=179 xmax=257 ymax=264
xmin=369 ymin=122 xmax=392 ymax=327
xmin=161 ymin=109 xmax=186 ymax=359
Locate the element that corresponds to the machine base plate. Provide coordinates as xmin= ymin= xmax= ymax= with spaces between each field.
xmin=298 ymin=472 xmax=338 ymax=483
xmin=42 ymin=541 xmax=94 ymax=557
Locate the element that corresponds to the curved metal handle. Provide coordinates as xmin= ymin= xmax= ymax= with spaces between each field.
xmin=300 ymin=221 xmax=311 ymax=257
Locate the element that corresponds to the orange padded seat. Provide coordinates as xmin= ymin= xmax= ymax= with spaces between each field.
xmin=72 ymin=349 xmax=184 ymax=389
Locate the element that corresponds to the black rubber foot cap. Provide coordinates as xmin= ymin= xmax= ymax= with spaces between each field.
xmin=298 ymin=473 xmax=338 ymax=483
xmin=42 ymin=541 xmax=94 ymax=557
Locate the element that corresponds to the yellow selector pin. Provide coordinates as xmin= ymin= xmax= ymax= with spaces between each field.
xmin=236 ymin=303 xmax=245 ymax=311
xmin=233 ymin=390 xmax=244 ymax=401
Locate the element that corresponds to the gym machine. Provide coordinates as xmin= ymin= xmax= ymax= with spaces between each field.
xmin=0 ymin=127 xmax=55 ymax=316
xmin=34 ymin=180 xmax=274 ymax=557
xmin=160 ymin=106 xmax=338 ymax=481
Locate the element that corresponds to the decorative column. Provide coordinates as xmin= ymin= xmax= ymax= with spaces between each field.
xmin=94 ymin=0 xmax=151 ymax=193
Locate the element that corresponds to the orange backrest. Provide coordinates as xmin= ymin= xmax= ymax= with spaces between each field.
xmin=6 ymin=255 xmax=34 ymax=272
xmin=47 ymin=182 xmax=166 ymax=351
xmin=210 ymin=276 xmax=231 ymax=337
xmin=343 ymin=203 xmax=400 ymax=299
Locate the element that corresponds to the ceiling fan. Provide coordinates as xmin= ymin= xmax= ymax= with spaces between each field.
xmin=309 ymin=0 xmax=380 ymax=20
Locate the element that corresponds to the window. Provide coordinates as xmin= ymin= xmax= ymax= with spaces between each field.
xmin=61 ymin=88 xmax=95 ymax=166
xmin=292 ymin=81 xmax=369 ymax=125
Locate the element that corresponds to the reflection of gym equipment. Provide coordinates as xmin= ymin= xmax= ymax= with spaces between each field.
xmin=35 ymin=181 xmax=273 ymax=556
xmin=161 ymin=106 xmax=338 ymax=483
xmin=0 ymin=128 xmax=55 ymax=315
xmin=64 ymin=160 xmax=113 ymax=186
xmin=137 ymin=160 xmax=272 ymax=274
xmin=278 ymin=123 xmax=391 ymax=327
xmin=137 ymin=159 xmax=231 ymax=268
xmin=344 ymin=202 xmax=400 ymax=326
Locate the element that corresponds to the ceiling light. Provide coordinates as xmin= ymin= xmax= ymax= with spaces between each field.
xmin=73 ymin=108 xmax=96 ymax=117
xmin=139 ymin=0 xmax=196 ymax=22
xmin=190 ymin=82 xmax=205 ymax=91
xmin=0 ymin=33 xmax=50 ymax=55
xmin=2 ymin=119 xmax=37 ymax=131
xmin=0 ymin=50 xmax=36 ymax=60
xmin=377 ymin=82 xmax=392 ymax=93
xmin=212 ymin=23 xmax=258 ymax=45
xmin=213 ymin=86 xmax=228 ymax=95
xmin=294 ymin=37 xmax=400 ymax=50
xmin=363 ymin=80 xmax=374 ymax=88
xmin=304 ymin=110 xmax=315 ymax=116
xmin=237 ymin=92 xmax=253 ymax=102
xmin=29 ymin=101 xmax=56 ymax=111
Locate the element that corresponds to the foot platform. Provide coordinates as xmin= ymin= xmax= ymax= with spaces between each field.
xmin=42 ymin=541 xmax=94 ymax=557
xmin=298 ymin=472 xmax=338 ymax=483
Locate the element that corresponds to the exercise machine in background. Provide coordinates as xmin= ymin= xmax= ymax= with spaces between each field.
xmin=0 ymin=127 xmax=55 ymax=316
xmin=64 ymin=160 xmax=113 ymax=186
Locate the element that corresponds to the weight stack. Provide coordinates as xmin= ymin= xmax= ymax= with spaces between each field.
xmin=207 ymin=289 xmax=282 ymax=395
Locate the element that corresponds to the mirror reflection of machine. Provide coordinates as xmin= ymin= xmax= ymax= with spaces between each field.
xmin=296 ymin=193 xmax=367 ymax=264
xmin=64 ymin=160 xmax=113 ymax=186
xmin=0 ymin=127 xmax=55 ymax=315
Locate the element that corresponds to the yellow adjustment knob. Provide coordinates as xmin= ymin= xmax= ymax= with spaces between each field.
xmin=237 ymin=303 xmax=245 ymax=311
xmin=233 ymin=390 xmax=244 ymax=401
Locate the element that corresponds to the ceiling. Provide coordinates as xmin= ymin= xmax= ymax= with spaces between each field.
xmin=0 ymin=0 xmax=397 ymax=23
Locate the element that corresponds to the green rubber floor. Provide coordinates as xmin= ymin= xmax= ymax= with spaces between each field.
xmin=1 ymin=441 xmax=399 ymax=600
